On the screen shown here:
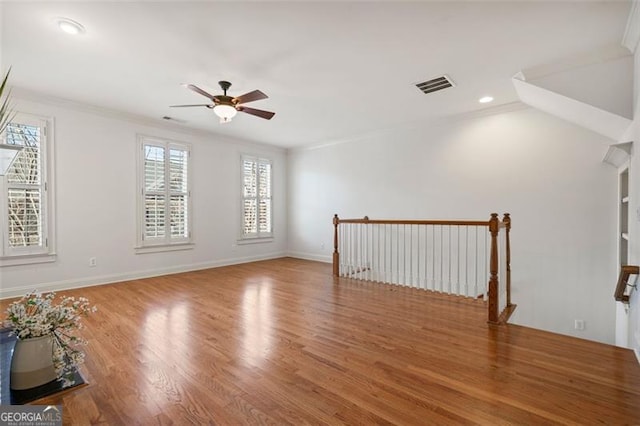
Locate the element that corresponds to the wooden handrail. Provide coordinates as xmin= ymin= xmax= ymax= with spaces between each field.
xmin=336 ymin=217 xmax=490 ymax=227
xmin=614 ymin=265 xmax=639 ymax=303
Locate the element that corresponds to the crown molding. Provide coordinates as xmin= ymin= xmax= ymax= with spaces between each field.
xmin=289 ymin=101 xmax=529 ymax=154
xmin=520 ymin=44 xmax=632 ymax=81
xmin=623 ymin=0 xmax=640 ymax=53
xmin=11 ymin=87 xmax=286 ymax=154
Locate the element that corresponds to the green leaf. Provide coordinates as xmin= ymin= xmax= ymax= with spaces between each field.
xmin=0 ymin=67 xmax=14 ymax=136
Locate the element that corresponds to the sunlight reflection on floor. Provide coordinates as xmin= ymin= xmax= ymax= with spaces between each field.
xmin=141 ymin=302 xmax=190 ymax=407
xmin=241 ymin=281 xmax=273 ymax=366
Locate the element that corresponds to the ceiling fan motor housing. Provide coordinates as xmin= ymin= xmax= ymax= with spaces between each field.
xmin=216 ymin=95 xmax=235 ymax=106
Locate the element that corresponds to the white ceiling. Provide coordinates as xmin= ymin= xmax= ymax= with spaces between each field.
xmin=0 ymin=1 xmax=632 ymax=148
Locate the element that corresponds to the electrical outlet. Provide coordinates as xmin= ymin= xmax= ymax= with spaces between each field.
xmin=321 ymin=243 xmax=325 ymax=250
xmin=574 ymin=319 xmax=585 ymax=331
xmin=89 ymin=257 xmax=97 ymax=267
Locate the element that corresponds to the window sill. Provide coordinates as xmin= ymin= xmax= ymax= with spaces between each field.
xmin=237 ymin=237 xmax=274 ymax=245
xmin=0 ymin=253 xmax=57 ymax=267
xmin=135 ymin=243 xmax=194 ymax=254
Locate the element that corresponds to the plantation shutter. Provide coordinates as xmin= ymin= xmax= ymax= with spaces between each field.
xmin=242 ymin=159 xmax=257 ymax=235
xmin=258 ymin=161 xmax=271 ymax=234
xmin=144 ymin=144 xmax=166 ymax=239
xmin=169 ymin=148 xmax=189 ymax=239
xmin=4 ymin=121 xmax=46 ymax=253
xmin=140 ymin=138 xmax=190 ymax=246
xmin=241 ymin=156 xmax=272 ymax=238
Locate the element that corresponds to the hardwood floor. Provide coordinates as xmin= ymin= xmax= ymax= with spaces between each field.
xmin=3 ymin=257 xmax=639 ymax=424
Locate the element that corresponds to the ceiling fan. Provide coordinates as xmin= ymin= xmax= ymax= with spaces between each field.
xmin=171 ymin=81 xmax=275 ymax=123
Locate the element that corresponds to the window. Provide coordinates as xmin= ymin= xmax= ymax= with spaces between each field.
xmin=241 ymin=155 xmax=272 ymax=240
xmin=1 ymin=114 xmax=55 ymax=264
xmin=137 ymin=136 xmax=191 ymax=250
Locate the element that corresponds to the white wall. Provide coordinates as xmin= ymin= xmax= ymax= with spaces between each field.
xmin=0 ymin=94 xmax=287 ymax=297
xmin=626 ymin=20 xmax=640 ymax=359
xmin=288 ymin=107 xmax=618 ymax=344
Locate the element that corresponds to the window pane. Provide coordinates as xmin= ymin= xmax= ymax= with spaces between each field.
xmin=6 ymin=123 xmax=41 ymax=185
xmin=258 ymin=162 xmax=271 ymax=199
xmin=170 ymin=195 xmax=188 ymax=238
xmin=258 ymin=199 xmax=271 ymax=233
xmin=169 ymin=149 xmax=188 ymax=193
xmin=144 ymin=146 xmax=165 ymax=191
xmin=144 ymin=194 xmax=165 ymax=238
xmin=243 ymin=199 xmax=257 ymax=235
xmin=243 ymin=160 xmax=257 ymax=197
xmin=8 ymin=188 xmax=42 ymax=248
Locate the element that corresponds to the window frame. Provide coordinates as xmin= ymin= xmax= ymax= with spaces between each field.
xmin=0 ymin=113 xmax=56 ymax=266
xmin=240 ymin=154 xmax=273 ymax=242
xmin=136 ymin=135 xmax=193 ymax=252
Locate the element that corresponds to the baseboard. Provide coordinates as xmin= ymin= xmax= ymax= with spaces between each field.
xmin=0 ymin=252 xmax=287 ymax=299
xmin=286 ymin=251 xmax=332 ymax=264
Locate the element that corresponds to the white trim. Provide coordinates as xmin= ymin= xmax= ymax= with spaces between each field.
xmin=137 ymin=135 xmax=192 ymax=248
xmin=0 ymin=253 xmax=56 ymax=267
xmin=623 ymin=0 xmax=640 ymax=53
xmin=519 ymin=44 xmax=632 ymax=81
xmin=236 ymin=237 xmax=273 ymax=245
xmin=0 ymin=251 xmax=287 ymax=299
xmin=240 ymin=154 xmax=273 ymax=240
xmin=0 ymin=113 xmax=56 ymax=261
xmin=287 ymin=251 xmax=332 ymax=264
xmin=134 ymin=243 xmax=195 ymax=254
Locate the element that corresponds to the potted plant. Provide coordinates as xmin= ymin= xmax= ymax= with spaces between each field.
xmin=4 ymin=291 xmax=97 ymax=389
xmin=0 ymin=67 xmax=14 ymax=134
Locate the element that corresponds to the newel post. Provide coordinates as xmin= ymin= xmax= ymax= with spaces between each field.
xmin=503 ymin=213 xmax=511 ymax=308
xmin=488 ymin=213 xmax=500 ymax=324
xmin=333 ymin=214 xmax=340 ymax=277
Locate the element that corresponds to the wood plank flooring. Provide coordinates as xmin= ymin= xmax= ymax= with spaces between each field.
xmin=2 ymin=257 xmax=639 ymax=424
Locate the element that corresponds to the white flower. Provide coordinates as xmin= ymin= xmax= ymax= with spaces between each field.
xmin=5 ymin=291 xmax=97 ymax=385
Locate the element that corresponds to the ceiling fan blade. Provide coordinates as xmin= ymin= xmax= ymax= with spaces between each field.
xmin=170 ymin=104 xmax=213 ymax=108
xmin=183 ymin=84 xmax=216 ymax=101
xmin=235 ymin=90 xmax=268 ymax=105
xmin=237 ymin=106 xmax=275 ymax=120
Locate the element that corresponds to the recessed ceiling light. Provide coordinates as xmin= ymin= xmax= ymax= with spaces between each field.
xmin=55 ymin=18 xmax=85 ymax=35
xmin=479 ymin=96 xmax=494 ymax=104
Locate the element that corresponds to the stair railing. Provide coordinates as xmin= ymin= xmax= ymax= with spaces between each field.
xmin=333 ymin=213 xmax=514 ymax=324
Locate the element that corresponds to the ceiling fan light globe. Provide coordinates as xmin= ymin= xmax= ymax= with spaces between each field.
xmin=214 ymin=104 xmax=237 ymax=120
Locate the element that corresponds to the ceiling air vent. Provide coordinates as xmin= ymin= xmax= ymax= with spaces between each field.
xmin=416 ymin=75 xmax=456 ymax=95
